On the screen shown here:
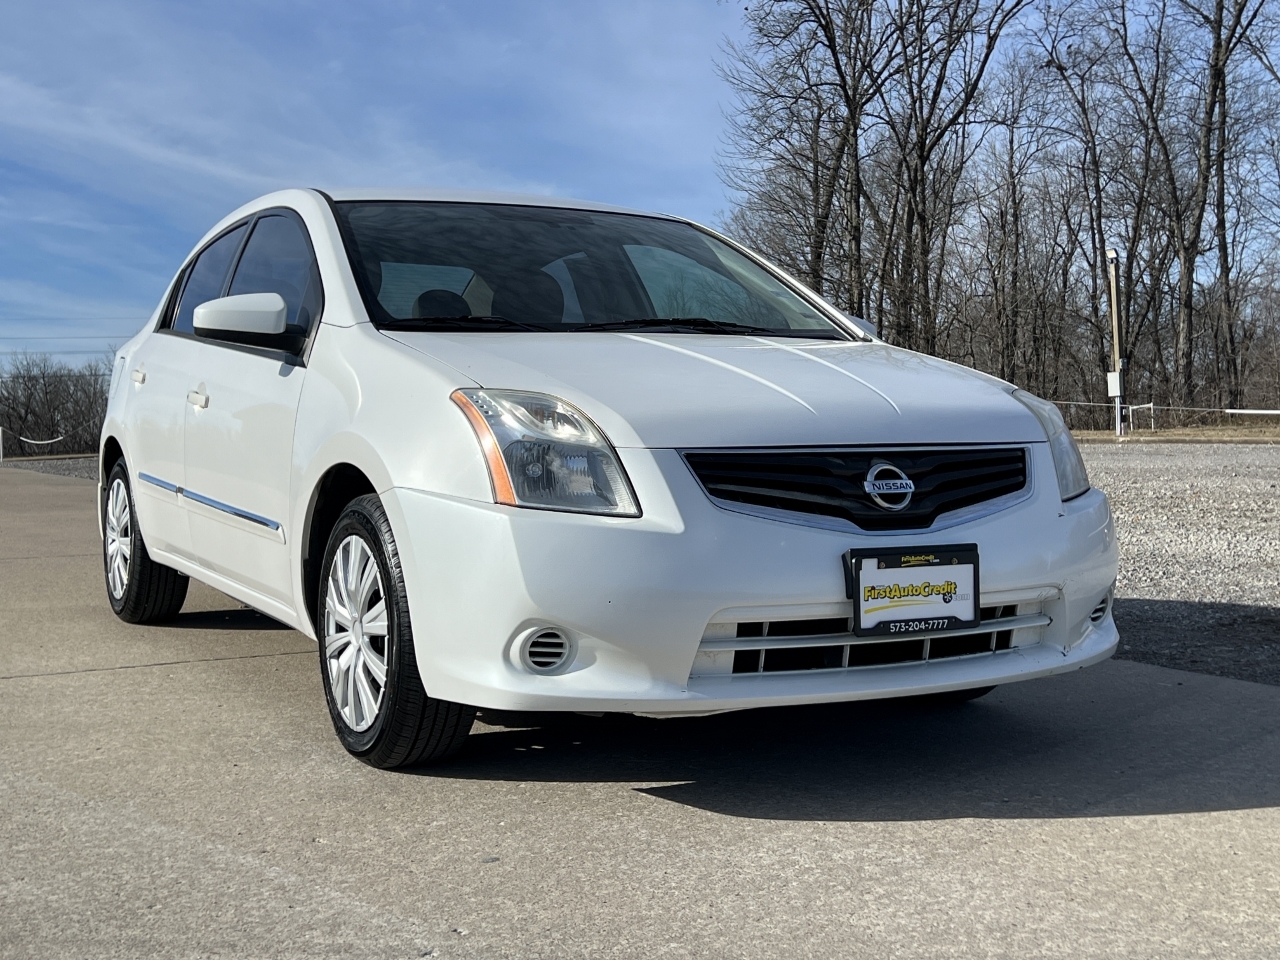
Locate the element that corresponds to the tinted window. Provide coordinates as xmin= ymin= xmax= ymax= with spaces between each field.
xmin=334 ymin=202 xmax=842 ymax=336
xmin=625 ymin=245 xmax=760 ymax=323
xmin=228 ymin=215 xmax=323 ymax=335
xmin=172 ymin=225 xmax=247 ymax=333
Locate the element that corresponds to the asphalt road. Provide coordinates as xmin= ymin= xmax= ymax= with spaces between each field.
xmin=2 ymin=467 xmax=1279 ymax=959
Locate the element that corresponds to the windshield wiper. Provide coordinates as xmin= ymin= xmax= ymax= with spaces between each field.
xmin=378 ymin=315 xmax=546 ymax=332
xmin=573 ymin=317 xmax=846 ymax=339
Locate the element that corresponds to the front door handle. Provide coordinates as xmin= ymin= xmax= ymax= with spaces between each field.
xmin=186 ymin=390 xmax=209 ymax=409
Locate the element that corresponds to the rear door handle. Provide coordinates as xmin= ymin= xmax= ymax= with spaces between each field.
xmin=186 ymin=390 xmax=209 ymax=409
xmin=131 ymin=369 xmax=146 ymax=384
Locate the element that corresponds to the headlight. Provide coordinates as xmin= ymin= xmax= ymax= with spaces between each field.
xmin=452 ymin=389 xmax=640 ymax=516
xmin=1012 ymin=390 xmax=1090 ymax=501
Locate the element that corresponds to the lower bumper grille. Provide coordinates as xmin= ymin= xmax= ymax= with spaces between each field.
xmin=692 ymin=605 xmax=1046 ymax=678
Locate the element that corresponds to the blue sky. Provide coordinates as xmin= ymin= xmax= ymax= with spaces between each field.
xmin=0 ymin=0 xmax=747 ymax=361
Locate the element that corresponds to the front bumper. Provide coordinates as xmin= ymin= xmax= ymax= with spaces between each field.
xmin=384 ymin=445 xmax=1119 ymax=715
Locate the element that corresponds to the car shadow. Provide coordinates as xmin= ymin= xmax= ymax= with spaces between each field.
xmin=1113 ymin=598 xmax=1280 ymax=686
xmin=412 ymin=660 xmax=1280 ymax=822
xmin=168 ymin=606 xmax=292 ymax=631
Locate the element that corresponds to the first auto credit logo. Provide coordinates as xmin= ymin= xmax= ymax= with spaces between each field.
xmin=862 ymin=580 xmax=960 ymax=603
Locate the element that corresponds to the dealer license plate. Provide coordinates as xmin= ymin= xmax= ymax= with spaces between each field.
xmin=843 ymin=544 xmax=980 ymax=637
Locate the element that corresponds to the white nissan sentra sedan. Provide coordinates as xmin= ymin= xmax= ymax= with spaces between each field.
xmin=99 ymin=188 xmax=1119 ymax=767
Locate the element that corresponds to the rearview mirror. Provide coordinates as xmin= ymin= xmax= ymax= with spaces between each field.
xmin=193 ymin=293 xmax=288 ymax=335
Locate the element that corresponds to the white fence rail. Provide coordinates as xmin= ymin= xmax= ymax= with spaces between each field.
xmin=0 ymin=426 xmax=67 ymax=462
xmin=1051 ymin=399 xmax=1280 ymax=431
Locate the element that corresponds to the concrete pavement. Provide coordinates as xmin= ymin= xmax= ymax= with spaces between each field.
xmin=2 ymin=467 xmax=1278 ymax=959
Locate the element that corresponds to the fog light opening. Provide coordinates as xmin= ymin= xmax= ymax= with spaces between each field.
xmin=1089 ymin=589 xmax=1113 ymax=624
xmin=520 ymin=629 xmax=574 ymax=674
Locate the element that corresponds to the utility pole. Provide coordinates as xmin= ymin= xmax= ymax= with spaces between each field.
xmin=1106 ymin=249 xmax=1126 ymax=436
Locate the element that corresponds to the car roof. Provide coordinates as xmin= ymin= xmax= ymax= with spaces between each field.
xmin=320 ymin=187 xmax=675 ymax=220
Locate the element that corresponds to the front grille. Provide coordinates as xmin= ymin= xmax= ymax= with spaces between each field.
xmin=684 ymin=447 xmax=1027 ymax=531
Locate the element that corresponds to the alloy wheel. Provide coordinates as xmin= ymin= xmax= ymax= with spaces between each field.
xmin=104 ymin=477 xmax=132 ymax=599
xmin=324 ymin=534 xmax=389 ymax=732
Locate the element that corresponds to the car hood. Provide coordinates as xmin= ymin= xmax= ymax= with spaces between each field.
xmin=387 ymin=331 xmax=1045 ymax=448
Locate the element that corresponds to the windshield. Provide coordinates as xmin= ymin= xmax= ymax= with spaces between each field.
xmin=333 ymin=201 xmax=848 ymax=338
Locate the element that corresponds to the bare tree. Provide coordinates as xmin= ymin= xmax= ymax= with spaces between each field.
xmin=721 ymin=0 xmax=1280 ymax=418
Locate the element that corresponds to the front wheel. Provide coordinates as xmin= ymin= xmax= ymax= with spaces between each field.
xmin=103 ymin=460 xmax=188 ymax=623
xmin=318 ymin=494 xmax=475 ymax=768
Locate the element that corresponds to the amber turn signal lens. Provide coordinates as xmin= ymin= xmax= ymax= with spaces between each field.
xmin=451 ymin=389 xmax=517 ymax=505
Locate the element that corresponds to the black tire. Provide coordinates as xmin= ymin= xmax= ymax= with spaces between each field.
xmin=918 ymin=685 xmax=996 ymax=706
xmin=317 ymin=494 xmax=475 ymax=768
xmin=103 ymin=460 xmax=189 ymax=623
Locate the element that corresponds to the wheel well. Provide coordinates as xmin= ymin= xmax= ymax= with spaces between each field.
xmin=303 ymin=464 xmax=377 ymax=631
xmin=100 ymin=436 xmax=124 ymax=486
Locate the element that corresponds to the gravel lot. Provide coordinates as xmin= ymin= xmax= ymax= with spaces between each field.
xmin=6 ymin=445 xmax=1277 ymax=685
xmin=1083 ymin=442 xmax=1280 ymax=685
xmin=0 ymin=456 xmax=97 ymax=480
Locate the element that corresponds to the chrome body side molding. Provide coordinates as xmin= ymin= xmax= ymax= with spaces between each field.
xmin=138 ymin=472 xmax=179 ymax=493
xmin=136 ymin=472 xmax=281 ymax=532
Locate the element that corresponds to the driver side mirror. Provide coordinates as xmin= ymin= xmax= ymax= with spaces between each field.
xmin=193 ymin=293 xmax=288 ymax=336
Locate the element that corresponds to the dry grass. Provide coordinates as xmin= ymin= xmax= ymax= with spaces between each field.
xmin=1075 ymin=422 xmax=1280 ymax=443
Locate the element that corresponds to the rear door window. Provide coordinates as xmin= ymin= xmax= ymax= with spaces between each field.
xmin=172 ymin=225 xmax=248 ymax=333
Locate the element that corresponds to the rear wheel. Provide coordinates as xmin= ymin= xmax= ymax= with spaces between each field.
xmin=318 ymin=494 xmax=475 ymax=768
xmin=103 ymin=460 xmax=189 ymax=623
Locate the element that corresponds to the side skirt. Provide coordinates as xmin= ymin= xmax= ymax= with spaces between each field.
xmin=147 ymin=545 xmax=315 ymax=641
